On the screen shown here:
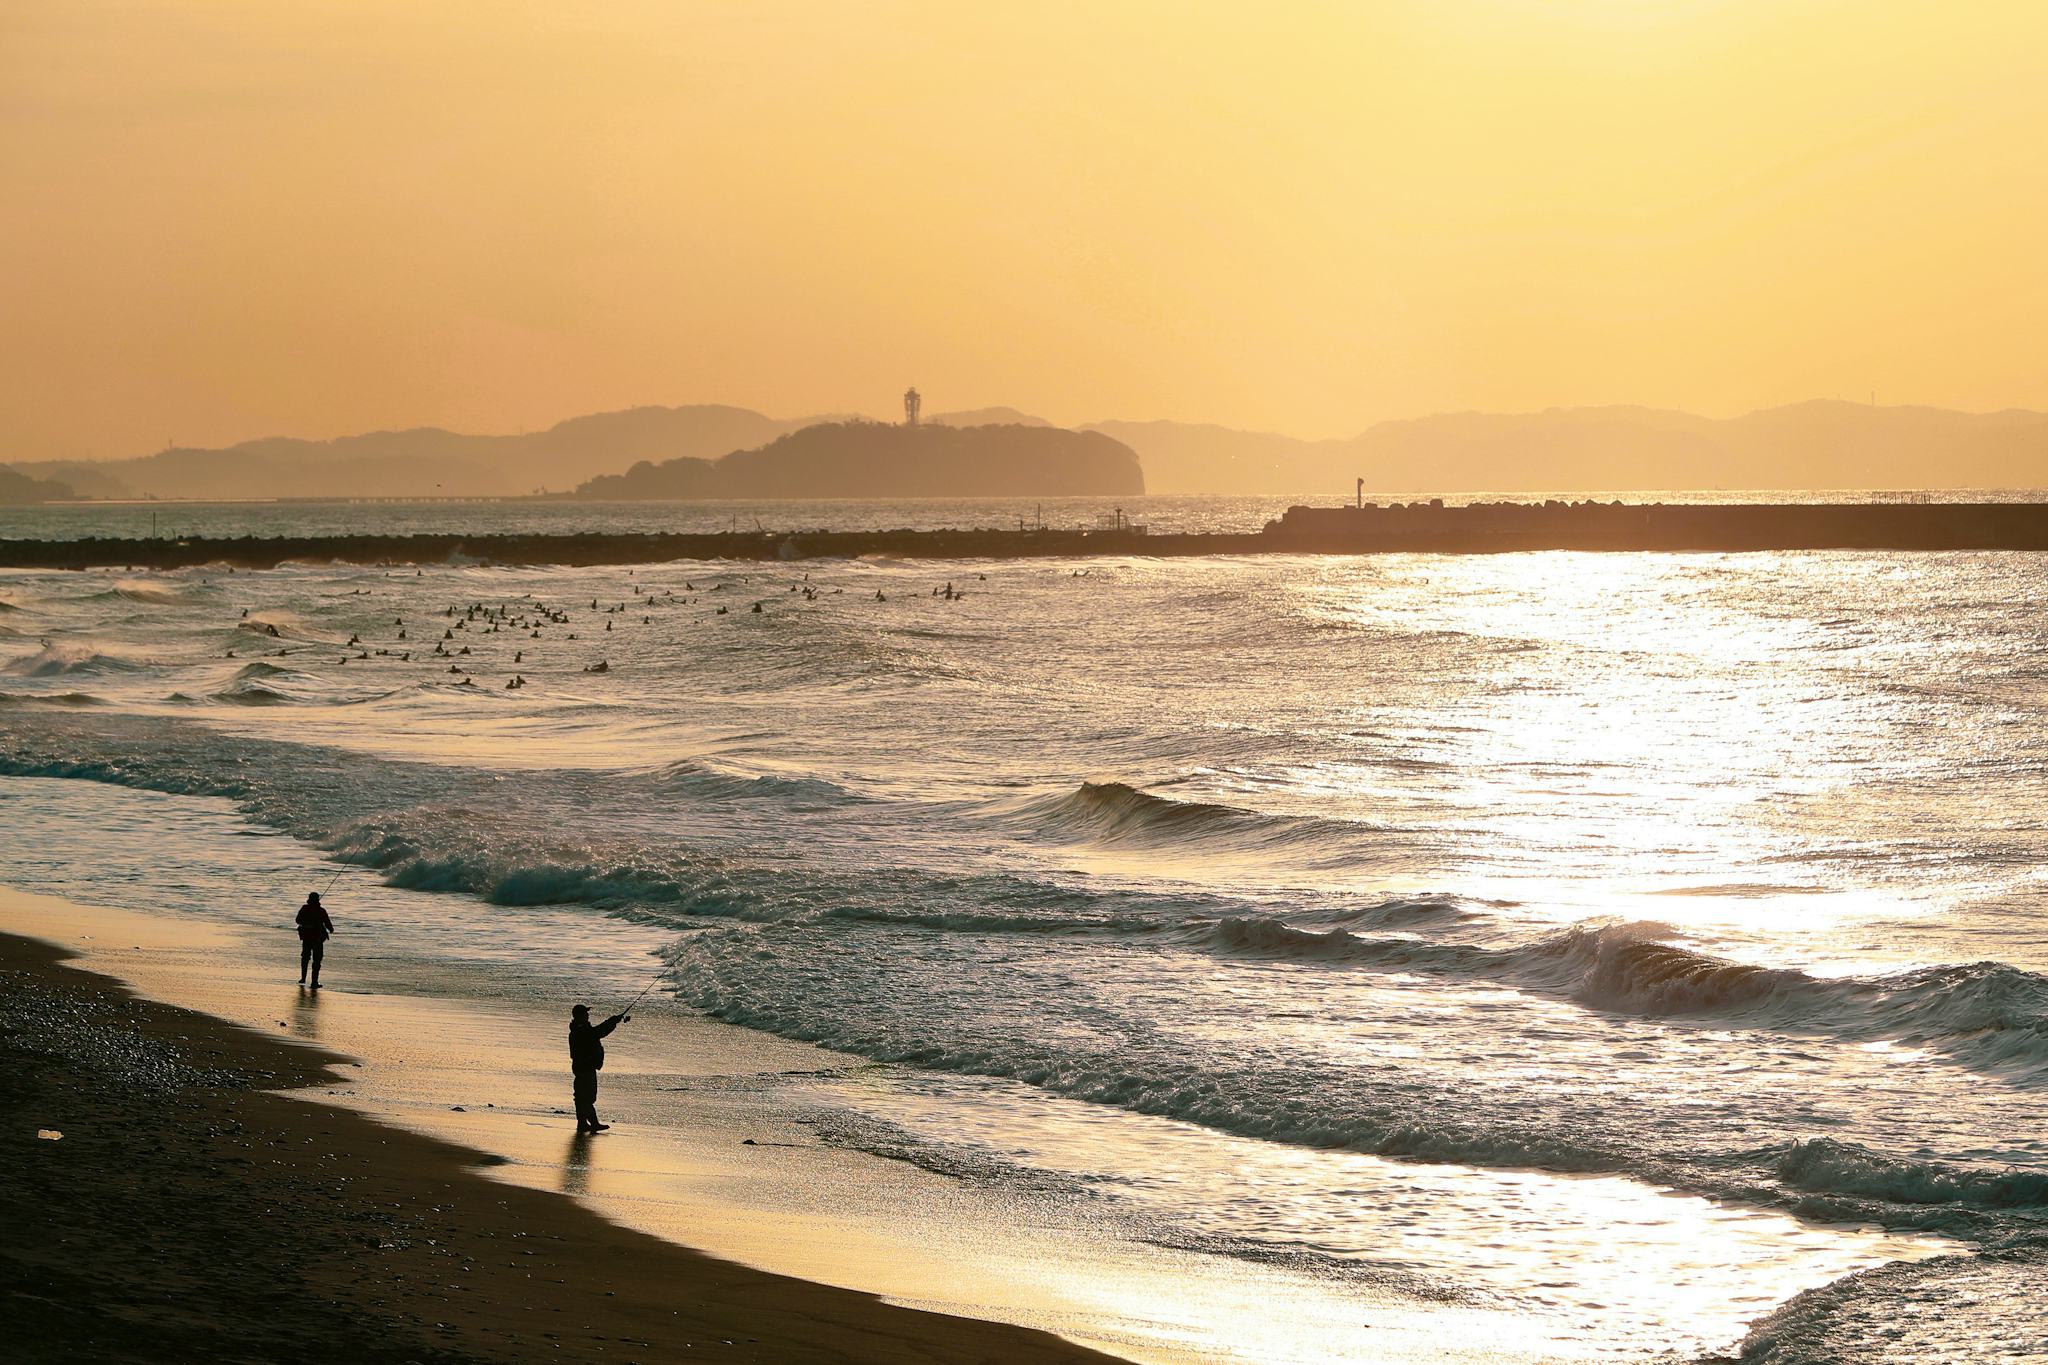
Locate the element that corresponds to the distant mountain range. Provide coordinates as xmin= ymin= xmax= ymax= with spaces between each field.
xmin=574 ymin=421 xmax=1141 ymax=499
xmin=7 ymin=405 xmax=833 ymax=501
xmin=8 ymin=400 xmax=2045 ymax=502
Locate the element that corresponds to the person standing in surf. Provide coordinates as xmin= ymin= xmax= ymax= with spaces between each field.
xmin=295 ymin=891 xmax=334 ymax=988
xmin=569 ymin=1004 xmax=629 ymax=1133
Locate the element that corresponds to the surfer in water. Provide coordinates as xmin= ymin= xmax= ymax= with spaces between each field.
xmin=295 ymin=892 xmax=334 ymax=988
xmin=569 ymin=1004 xmax=630 ymax=1132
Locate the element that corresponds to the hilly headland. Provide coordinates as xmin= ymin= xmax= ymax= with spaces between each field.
xmin=572 ymin=420 xmax=1144 ymax=500
xmin=0 ymin=465 xmax=76 ymax=505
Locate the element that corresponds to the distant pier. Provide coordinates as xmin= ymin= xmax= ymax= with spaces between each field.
xmin=5 ymin=501 xmax=2048 ymax=569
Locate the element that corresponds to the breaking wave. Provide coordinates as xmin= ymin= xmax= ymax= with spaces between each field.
xmin=1525 ymin=926 xmax=2048 ymax=1073
xmin=2 ymin=643 xmax=148 ymax=678
xmin=1172 ymin=915 xmax=2048 ymax=1074
xmin=210 ymin=682 xmax=294 ymax=706
xmin=0 ymin=691 xmax=103 ymax=708
xmin=1532 ymin=921 xmax=1812 ymax=1015
xmin=644 ymin=759 xmax=864 ymax=810
xmin=96 ymin=580 xmax=205 ymax=607
xmin=228 ymin=660 xmax=302 ymax=681
xmin=1772 ymin=1138 xmax=2048 ymax=1211
xmin=208 ymin=661 xmax=316 ymax=706
xmin=677 ymin=934 xmax=2044 ymax=1239
xmin=1023 ymin=780 xmax=1384 ymax=862
xmin=1197 ymin=916 xmax=1507 ymax=973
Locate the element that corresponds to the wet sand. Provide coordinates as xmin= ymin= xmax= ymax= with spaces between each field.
xmin=0 ymin=860 xmax=1552 ymax=1365
xmin=0 ymin=926 xmax=1118 ymax=1365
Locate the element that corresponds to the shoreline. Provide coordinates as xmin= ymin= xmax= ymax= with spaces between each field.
xmin=0 ymin=792 xmax=1568 ymax=1365
xmin=0 ymin=748 xmax=2025 ymax=1358
xmin=0 ymin=923 xmax=1121 ymax=1364
xmin=0 ymin=868 xmax=1517 ymax=1365
xmin=0 ymin=857 xmax=1968 ymax=1365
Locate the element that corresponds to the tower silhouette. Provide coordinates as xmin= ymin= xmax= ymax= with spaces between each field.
xmin=903 ymin=387 xmax=921 ymax=426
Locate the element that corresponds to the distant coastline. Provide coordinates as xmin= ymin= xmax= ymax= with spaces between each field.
xmin=10 ymin=398 xmax=2047 ymax=503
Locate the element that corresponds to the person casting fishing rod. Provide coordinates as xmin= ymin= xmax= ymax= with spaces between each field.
xmin=569 ymin=1004 xmax=630 ymax=1133
xmin=568 ymin=967 xmax=661 ymax=1132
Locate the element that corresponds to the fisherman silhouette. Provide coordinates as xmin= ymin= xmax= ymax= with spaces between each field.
xmin=569 ymin=1004 xmax=629 ymax=1132
xmin=295 ymin=892 xmax=334 ymax=988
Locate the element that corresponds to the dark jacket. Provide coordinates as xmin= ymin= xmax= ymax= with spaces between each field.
xmin=569 ymin=1014 xmax=622 ymax=1073
xmin=295 ymin=902 xmax=334 ymax=942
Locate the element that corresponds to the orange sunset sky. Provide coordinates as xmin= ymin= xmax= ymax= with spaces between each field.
xmin=3 ymin=0 xmax=2045 ymax=460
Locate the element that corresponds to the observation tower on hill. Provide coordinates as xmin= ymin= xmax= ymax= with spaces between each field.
xmin=903 ymin=386 xmax=922 ymax=426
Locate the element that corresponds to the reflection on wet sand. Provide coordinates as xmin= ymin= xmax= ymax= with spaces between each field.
xmin=562 ymin=1131 xmax=594 ymax=1197
xmin=289 ymin=982 xmax=323 ymax=1040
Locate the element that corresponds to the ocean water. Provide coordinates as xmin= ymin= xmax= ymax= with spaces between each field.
xmin=2 ymin=500 xmax=2045 ymax=1361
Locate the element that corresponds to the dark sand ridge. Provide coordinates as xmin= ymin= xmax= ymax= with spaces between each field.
xmin=0 ymin=929 xmax=1117 ymax=1365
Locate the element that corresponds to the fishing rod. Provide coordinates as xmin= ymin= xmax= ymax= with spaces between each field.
xmin=618 ymin=963 xmax=670 ymax=1017
xmin=287 ymin=865 xmax=348 ymax=938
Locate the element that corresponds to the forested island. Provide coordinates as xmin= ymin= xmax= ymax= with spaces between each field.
xmin=572 ymin=420 xmax=1144 ymax=499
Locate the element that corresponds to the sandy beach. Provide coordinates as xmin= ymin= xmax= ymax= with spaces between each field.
xmin=0 ymin=803 xmax=1564 ymax=1365
xmin=0 ymin=915 xmax=1121 ymax=1365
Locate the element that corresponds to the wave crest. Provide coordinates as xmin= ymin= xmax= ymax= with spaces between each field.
xmin=1539 ymin=921 xmax=1811 ymax=1015
xmin=228 ymin=660 xmax=303 ymax=682
xmin=98 ymin=580 xmax=203 ymax=606
xmin=1774 ymin=1138 xmax=2048 ymax=1211
xmin=1025 ymin=780 xmax=1383 ymax=864
xmin=210 ymin=683 xmax=294 ymax=706
xmin=646 ymin=760 xmax=863 ymax=810
xmin=2 ymin=643 xmax=146 ymax=678
xmin=0 ymin=691 xmax=104 ymax=708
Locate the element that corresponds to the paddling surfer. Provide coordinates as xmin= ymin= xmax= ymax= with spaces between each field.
xmin=295 ymin=892 xmax=334 ymax=988
xmin=569 ymin=1004 xmax=629 ymax=1132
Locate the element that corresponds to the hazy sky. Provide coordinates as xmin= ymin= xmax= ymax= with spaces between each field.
xmin=4 ymin=1 xmax=2045 ymax=459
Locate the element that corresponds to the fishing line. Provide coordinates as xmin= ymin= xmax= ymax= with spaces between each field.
xmin=620 ymin=964 xmax=669 ymax=1016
